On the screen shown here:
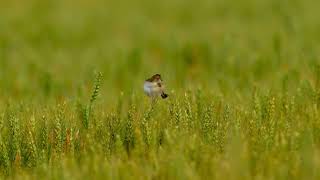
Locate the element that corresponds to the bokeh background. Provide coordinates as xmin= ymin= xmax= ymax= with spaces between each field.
xmin=1 ymin=1 xmax=320 ymax=179
xmin=1 ymin=0 xmax=319 ymax=103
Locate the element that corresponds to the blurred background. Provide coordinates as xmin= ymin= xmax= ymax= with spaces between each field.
xmin=0 ymin=0 xmax=319 ymax=103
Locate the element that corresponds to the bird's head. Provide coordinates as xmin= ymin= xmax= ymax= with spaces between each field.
xmin=152 ymin=74 xmax=162 ymax=81
xmin=146 ymin=74 xmax=162 ymax=82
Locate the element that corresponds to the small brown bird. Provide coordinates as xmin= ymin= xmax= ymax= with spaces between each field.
xmin=144 ymin=74 xmax=168 ymax=99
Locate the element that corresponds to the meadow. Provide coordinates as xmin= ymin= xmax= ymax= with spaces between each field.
xmin=0 ymin=0 xmax=320 ymax=179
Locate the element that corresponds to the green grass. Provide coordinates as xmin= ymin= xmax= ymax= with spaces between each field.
xmin=0 ymin=0 xmax=320 ymax=179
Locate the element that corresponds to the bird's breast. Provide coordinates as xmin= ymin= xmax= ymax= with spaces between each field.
xmin=144 ymin=81 xmax=162 ymax=96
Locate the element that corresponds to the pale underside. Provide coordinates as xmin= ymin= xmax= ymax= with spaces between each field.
xmin=143 ymin=81 xmax=164 ymax=97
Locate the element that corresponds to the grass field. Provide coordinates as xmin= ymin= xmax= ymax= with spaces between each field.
xmin=0 ymin=0 xmax=320 ymax=179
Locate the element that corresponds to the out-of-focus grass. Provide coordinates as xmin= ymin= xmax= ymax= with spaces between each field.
xmin=0 ymin=0 xmax=320 ymax=179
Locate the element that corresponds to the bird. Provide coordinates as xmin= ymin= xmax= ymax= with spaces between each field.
xmin=144 ymin=74 xmax=168 ymax=99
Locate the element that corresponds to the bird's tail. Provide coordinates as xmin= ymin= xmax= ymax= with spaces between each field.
xmin=161 ymin=92 xmax=168 ymax=99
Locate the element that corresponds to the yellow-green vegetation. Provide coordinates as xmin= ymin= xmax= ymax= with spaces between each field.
xmin=1 ymin=0 xmax=320 ymax=179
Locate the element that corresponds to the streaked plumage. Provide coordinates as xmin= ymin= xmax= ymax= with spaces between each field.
xmin=143 ymin=74 xmax=168 ymax=99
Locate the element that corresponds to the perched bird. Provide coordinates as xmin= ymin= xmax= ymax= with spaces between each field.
xmin=144 ymin=74 xmax=168 ymax=99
